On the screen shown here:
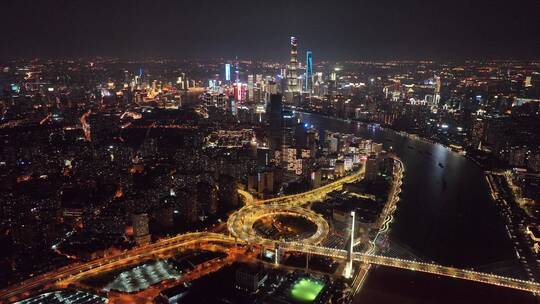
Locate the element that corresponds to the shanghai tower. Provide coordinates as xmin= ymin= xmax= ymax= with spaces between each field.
xmin=287 ymin=36 xmax=300 ymax=93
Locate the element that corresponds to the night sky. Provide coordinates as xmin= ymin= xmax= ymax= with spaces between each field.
xmin=1 ymin=0 xmax=539 ymax=60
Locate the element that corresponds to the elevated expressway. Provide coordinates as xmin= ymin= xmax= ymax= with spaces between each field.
xmin=228 ymin=167 xmax=366 ymax=249
xmin=257 ymin=168 xmax=364 ymax=206
xmin=3 ymin=167 xmax=540 ymax=302
xmin=228 ymin=168 xmax=364 ymax=246
xmin=0 ymin=232 xmax=237 ymax=303
xmin=229 ymin=160 xmax=540 ymax=294
xmin=227 ymin=204 xmax=329 ymax=246
xmin=3 ymin=231 xmax=539 ymax=303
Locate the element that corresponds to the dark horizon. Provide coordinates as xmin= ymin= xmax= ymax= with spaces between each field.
xmin=3 ymin=55 xmax=540 ymax=64
xmin=2 ymin=0 xmax=540 ymax=61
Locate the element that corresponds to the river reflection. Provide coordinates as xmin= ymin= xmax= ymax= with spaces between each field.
xmin=297 ymin=112 xmax=535 ymax=303
xmin=298 ymin=112 xmax=514 ymax=266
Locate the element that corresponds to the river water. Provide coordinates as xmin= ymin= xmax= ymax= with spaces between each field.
xmin=297 ymin=112 xmax=536 ymax=303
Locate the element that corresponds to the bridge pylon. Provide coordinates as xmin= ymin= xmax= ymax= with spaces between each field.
xmin=275 ymin=243 xmax=280 ymax=266
xmin=344 ymin=211 xmax=355 ymax=278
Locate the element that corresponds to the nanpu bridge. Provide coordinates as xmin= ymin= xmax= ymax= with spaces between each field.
xmin=1 ymin=232 xmax=539 ymax=303
xmin=2 ymin=162 xmax=539 ymax=303
xmin=282 ymin=242 xmax=540 ymax=294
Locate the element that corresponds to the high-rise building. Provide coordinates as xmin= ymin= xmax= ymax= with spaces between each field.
xmin=524 ymin=76 xmax=532 ymax=88
xmin=268 ymin=94 xmax=283 ymax=151
xmin=329 ymin=71 xmax=338 ymax=95
xmin=235 ymin=265 xmax=267 ymax=292
xmin=304 ymin=50 xmax=313 ymax=93
xmin=248 ymin=74 xmax=254 ymax=102
xmin=228 ymin=95 xmax=237 ymax=116
xmin=235 ymin=57 xmax=240 ymax=83
xmin=225 ymin=63 xmax=231 ymax=82
xmin=471 ymin=118 xmax=486 ymax=149
xmin=264 ymin=80 xmax=277 ymax=104
xmin=255 ymin=74 xmax=264 ymax=102
xmin=364 ymin=155 xmax=379 ymax=181
xmin=252 ymin=170 xmax=274 ymax=194
xmin=434 ymin=75 xmax=441 ymax=105
xmin=131 ymin=213 xmax=151 ymax=245
xmin=287 ymin=37 xmax=300 ymax=94
xmin=234 ymin=82 xmax=244 ymax=102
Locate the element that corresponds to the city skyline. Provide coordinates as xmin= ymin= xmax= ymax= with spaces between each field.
xmin=1 ymin=2 xmax=539 ymax=304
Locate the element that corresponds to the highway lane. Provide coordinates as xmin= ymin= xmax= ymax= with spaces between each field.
xmin=0 ymin=232 xmax=241 ymax=303
xmin=4 ymin=164 xmax=540 ymax=302
xmin=227 ymin=167 xmax=364 ymax=248
xmin=4 ymin=230 xmax=540 ymax=302
xmin=2 ymin=169 xmax=364 ymax=302
xmin=228 ymin=205 xmax=329 ymax=247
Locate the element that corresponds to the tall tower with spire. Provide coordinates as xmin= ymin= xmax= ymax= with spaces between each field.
xmin=344 ymin=211 xmax=355 ymax=278
xmin=287 ymin=36 xmax=300 ymax=93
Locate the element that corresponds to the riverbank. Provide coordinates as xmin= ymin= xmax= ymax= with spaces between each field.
xmin=290 ymin=107 xmax=488 ymax=168
xmin=351 ymin=157 xmax=405 ymax=297
xmin=297 ymin=110 xmax=516 ymax=266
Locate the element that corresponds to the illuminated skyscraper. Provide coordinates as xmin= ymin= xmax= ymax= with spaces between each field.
xmin=255 ymin=74 xmax=263 ymax=83
xmin=235 ymin=57 xmax=240 ymax=83
xmin=434 ymin=75 xmax=441 ymax=105
xmin=225 ymin=63 xmax=231 ymax=82
xmin=131 ymin=213 xmax=150 ymax=245
xmin=287 ymin=37 xmax=300 ymax=93
xmin=304 ymin=50 xmax=313 ymax=93
xmin=248 ymin=74 xmax=254 ymax=101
